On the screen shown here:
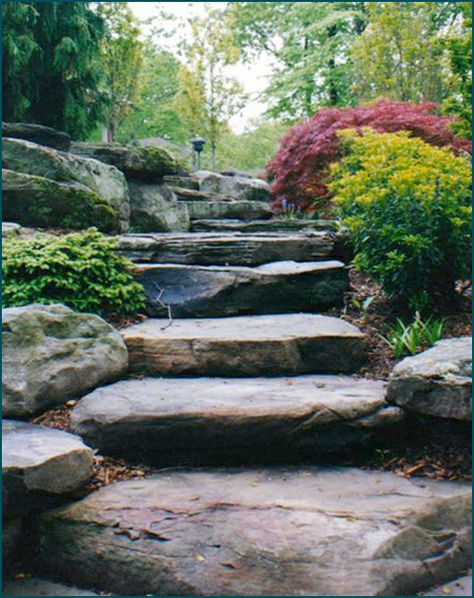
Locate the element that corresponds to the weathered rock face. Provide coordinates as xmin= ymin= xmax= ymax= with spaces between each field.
xmin=163 ymin=174 xmax=199 ymax=190
xmin=71 ymin=376 xmax=402 ymax=466
xmin=2 ymin=169 xmax=121 ymax=233
xmin=191 ymin=218 xmax=338 ymax=233
xmin=118 ymin=231 xmax=345 ymax=266
xmin=122 ymin=314 xmax=366 ymax=376
xmin=36 ymin=468 xmax=472 ymax=596
xmin=128 ymin=181 xmax=189 ymax=232
xmin=424 ymin=576 xmax=472 ymax=596
xmin=2 ymin=420 xmax=94 ymax=518
xmin=2 ymin=304 xmax=129 ymax=418
xmin=184 ymin=199 xmax=272 ymax=221
xmin=2 ymin=138 xmax=130 ymax=232
xmin=2 ymin=517 xmax=24 ymax=572
xmin=1 ymin=221 xmax=33 ymax=238
xmin=196 ymin=170 xmax=271 ymax=202
xmin=71 ymin=142 xmax=178 ymax=182
xmin=2 ymin=122 xmax=71 ymax=151
xmin=134 ymin=260 xmax=348 ymax=317
xmin=387 ymin=337 xmax=472 ymax=421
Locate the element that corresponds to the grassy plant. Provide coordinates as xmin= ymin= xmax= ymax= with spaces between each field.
xmin=381 ymin=312 xmax=446 ymax=359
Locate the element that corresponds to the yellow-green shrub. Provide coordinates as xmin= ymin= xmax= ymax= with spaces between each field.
xmin=331 ymin=129 xmax=471 ymax=309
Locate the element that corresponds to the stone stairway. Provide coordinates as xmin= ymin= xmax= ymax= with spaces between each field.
xmin=13 ymin=184 xmax=471 ymax=596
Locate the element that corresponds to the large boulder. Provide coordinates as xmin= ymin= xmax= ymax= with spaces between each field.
xmin=128 ymin=181 xmax=189 ymax=232
xmin=2 ymin=138 xmax=130 ymax=232
xmin=387 ymin=337 xmax=472 ymax=421
xmin=71 ymin=142 xmax=178 ymax=182
xmin=2 ymin=169 xmax=122 ymax=233
xmin=35 ymin=468 xmax=471 ymax=596
xmin=2 ymin=122 xmax=71 ymax=151
xmin=2 ymin=304 xmax=129 ymax=418
xmin=133 ymin=260 xmax=348 ymax=317
xmin=71 ymin=376 xmax=402 ymax=465
xmin=196 ymin=170 xmax=271 ymax=202
xmin=3 ymin=420 xmax=94 ymax=518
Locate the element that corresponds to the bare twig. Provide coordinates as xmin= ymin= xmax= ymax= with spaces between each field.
xmin=152 ymin=283 xmax=174 ymax=330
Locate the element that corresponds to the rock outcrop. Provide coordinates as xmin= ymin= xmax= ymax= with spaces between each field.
xmin=2 ymin=138 xmax=130 ymax=232
xmin=387 ymin=337 xmax=472 ymax=421
xmin=2 ymin=304 xmax=128 ymax=418
xmin=2 ymin=122 xmax=71 ymax=151
xmin=196 ymin=170 xmax=271 ymax=202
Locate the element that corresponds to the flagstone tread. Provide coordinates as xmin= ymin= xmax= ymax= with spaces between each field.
xmin=70 ymin=375 xmax=403 ymax=465
xmin=122 ymin=313 xmax=367 ymax=376
xmin=191 ymin=217 xmax=338 ymax=232
xmin=118 ymin=231 xmax=345 ymax=266
xmin=132 ymin=260 xmax=348 ymax=317
xmin=35 ymin=467 xmax=472 ymax=596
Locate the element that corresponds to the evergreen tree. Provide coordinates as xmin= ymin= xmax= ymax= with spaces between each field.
xmin=2 ymin=1 xmax=106 ymax=139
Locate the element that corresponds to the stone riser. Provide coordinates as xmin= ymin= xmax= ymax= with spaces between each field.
xmin=133 ymin=261 xmax=348 ymax=318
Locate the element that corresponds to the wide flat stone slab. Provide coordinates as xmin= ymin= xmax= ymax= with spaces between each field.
xmin=183 ymin=199 xmax=272 ymax=220
xmin=36 ymin=468 xmax=472 ymax=596
xmin=71 ymin=376 xmax=402 ymax=466
xmin=3 ymin=578 xmax=100 ymax=596
xmin=387 ymin=337 xmax=472 ymax=421
xmin=118 ymin=231 xmax=344 ymax=266
xmin=423 ymin=576 xmax=472 ymax=596
xmin=191 ymin=218 xmax=337 ymax=232
xmin=2 ymin=420 xmax=94 ymax=518
xmin=133 ymin=260 xmax=348 ymax=317
xmin=122 ymin=314 xmax=366 ymax=376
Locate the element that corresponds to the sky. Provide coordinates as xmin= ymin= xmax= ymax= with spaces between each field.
xmin=128 ymin=1 xmax=275 ymax=133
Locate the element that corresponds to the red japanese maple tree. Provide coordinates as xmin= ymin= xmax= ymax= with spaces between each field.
xmin=267 ymin=100 xmax=471 ymax=212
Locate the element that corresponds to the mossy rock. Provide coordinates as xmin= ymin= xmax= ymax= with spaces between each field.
xmin=71 ymin=142 xmax=179 ymax=182
xmin=2 ymin=169 xmax=119 ymax=232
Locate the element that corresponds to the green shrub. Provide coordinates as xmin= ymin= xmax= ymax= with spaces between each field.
xmin=331 ymin=129 xmax=472 ymax=309
xmin=2 ymin=228 xmax=145 ymax=319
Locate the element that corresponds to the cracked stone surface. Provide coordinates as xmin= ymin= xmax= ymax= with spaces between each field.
xmin=122 ymin=313 xmax=367 ymax=376
xmin=36 ymin=467 xmax=472 ymax=596
xmin=133 ymin=260 xmax=348 ymax=317
xmin=2 ymin=579 xmax=100 ymax=596
xmin=71 ymin=376 xmax=403 ymax=465
xmin=118 ymin=231 xmax=344 ymax=266
xmin=2 ymin=420 xmax=94 ymax=517
xmin=387 ymin=337 xmax=472 ymax=421
xmin=191 ymin=218 xmax=337 ymax=232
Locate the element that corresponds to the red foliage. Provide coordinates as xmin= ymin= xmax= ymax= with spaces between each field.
xmin=268 ymin=100 xmax=472 ymax=211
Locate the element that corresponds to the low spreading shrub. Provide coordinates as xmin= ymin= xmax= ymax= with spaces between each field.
xmin=267 ymin=100 xmax=471 ymax=212
xmin=2 ymin=228 xmax=145 ymax=319
xmin=330 ymin=129 xmax=472 ymax=309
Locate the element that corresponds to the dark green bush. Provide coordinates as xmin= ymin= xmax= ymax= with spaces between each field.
xmin=2 ymin=228 xmax=145 ymax=319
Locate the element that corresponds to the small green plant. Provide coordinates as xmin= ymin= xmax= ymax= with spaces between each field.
xmin=381 ymin=312 xmax=446 ymax=359
xmin=2 ymin=228 xmax=145 ymax=319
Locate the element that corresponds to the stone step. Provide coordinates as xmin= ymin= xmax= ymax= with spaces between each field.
xmin=169 ymin=186 xmax=232 ymax=201
xmin=182 ymin=199 xmax=272 ymax=220
xmin=132 ymin=260 xmax=348 ymax=317
xmin=35 ymin=468 xmax=472 ymax=596
xmin=118 ymin=231 xmax=345 ymax=266
xmin=2 ymin=579 xmax=101 ymax=596
xmin=71 ymin=376 xmax=403 ymax=466
xmin=122 ymin=314 xmax=366 ymax=376
xmin=191 ymin=217 xmax=338 ymax=232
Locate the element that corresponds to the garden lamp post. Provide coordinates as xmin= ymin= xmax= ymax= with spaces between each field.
xmin=191 ymin=135 xmax=205 ymax=171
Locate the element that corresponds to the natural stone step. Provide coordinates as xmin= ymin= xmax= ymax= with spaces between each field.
xmin=133 ymin=260 xmax=348 ymax=317
xmin=118 ymin=231 xmax=345 ymax=266
xmin=71 ymin=376 xmax=403 ymax=466
xmin=2 ymin=578 xmax=100 ymax=596
xmin=35 ymin=468 xmax=472 ymax=596
xmin=170 ymin=186 xmax=232 ymax=201
xmin=182 ymin=199 xmax=272 ymax=220
xmin=122 ymin=314 xmax=367 ymax=376
xmin=163 ymin=174 xmax=199 ymax=190
xmin=2 ymin=420 xmax=94 ymax=518
xmin=191 ymin=217 xmax=338 ymax=232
